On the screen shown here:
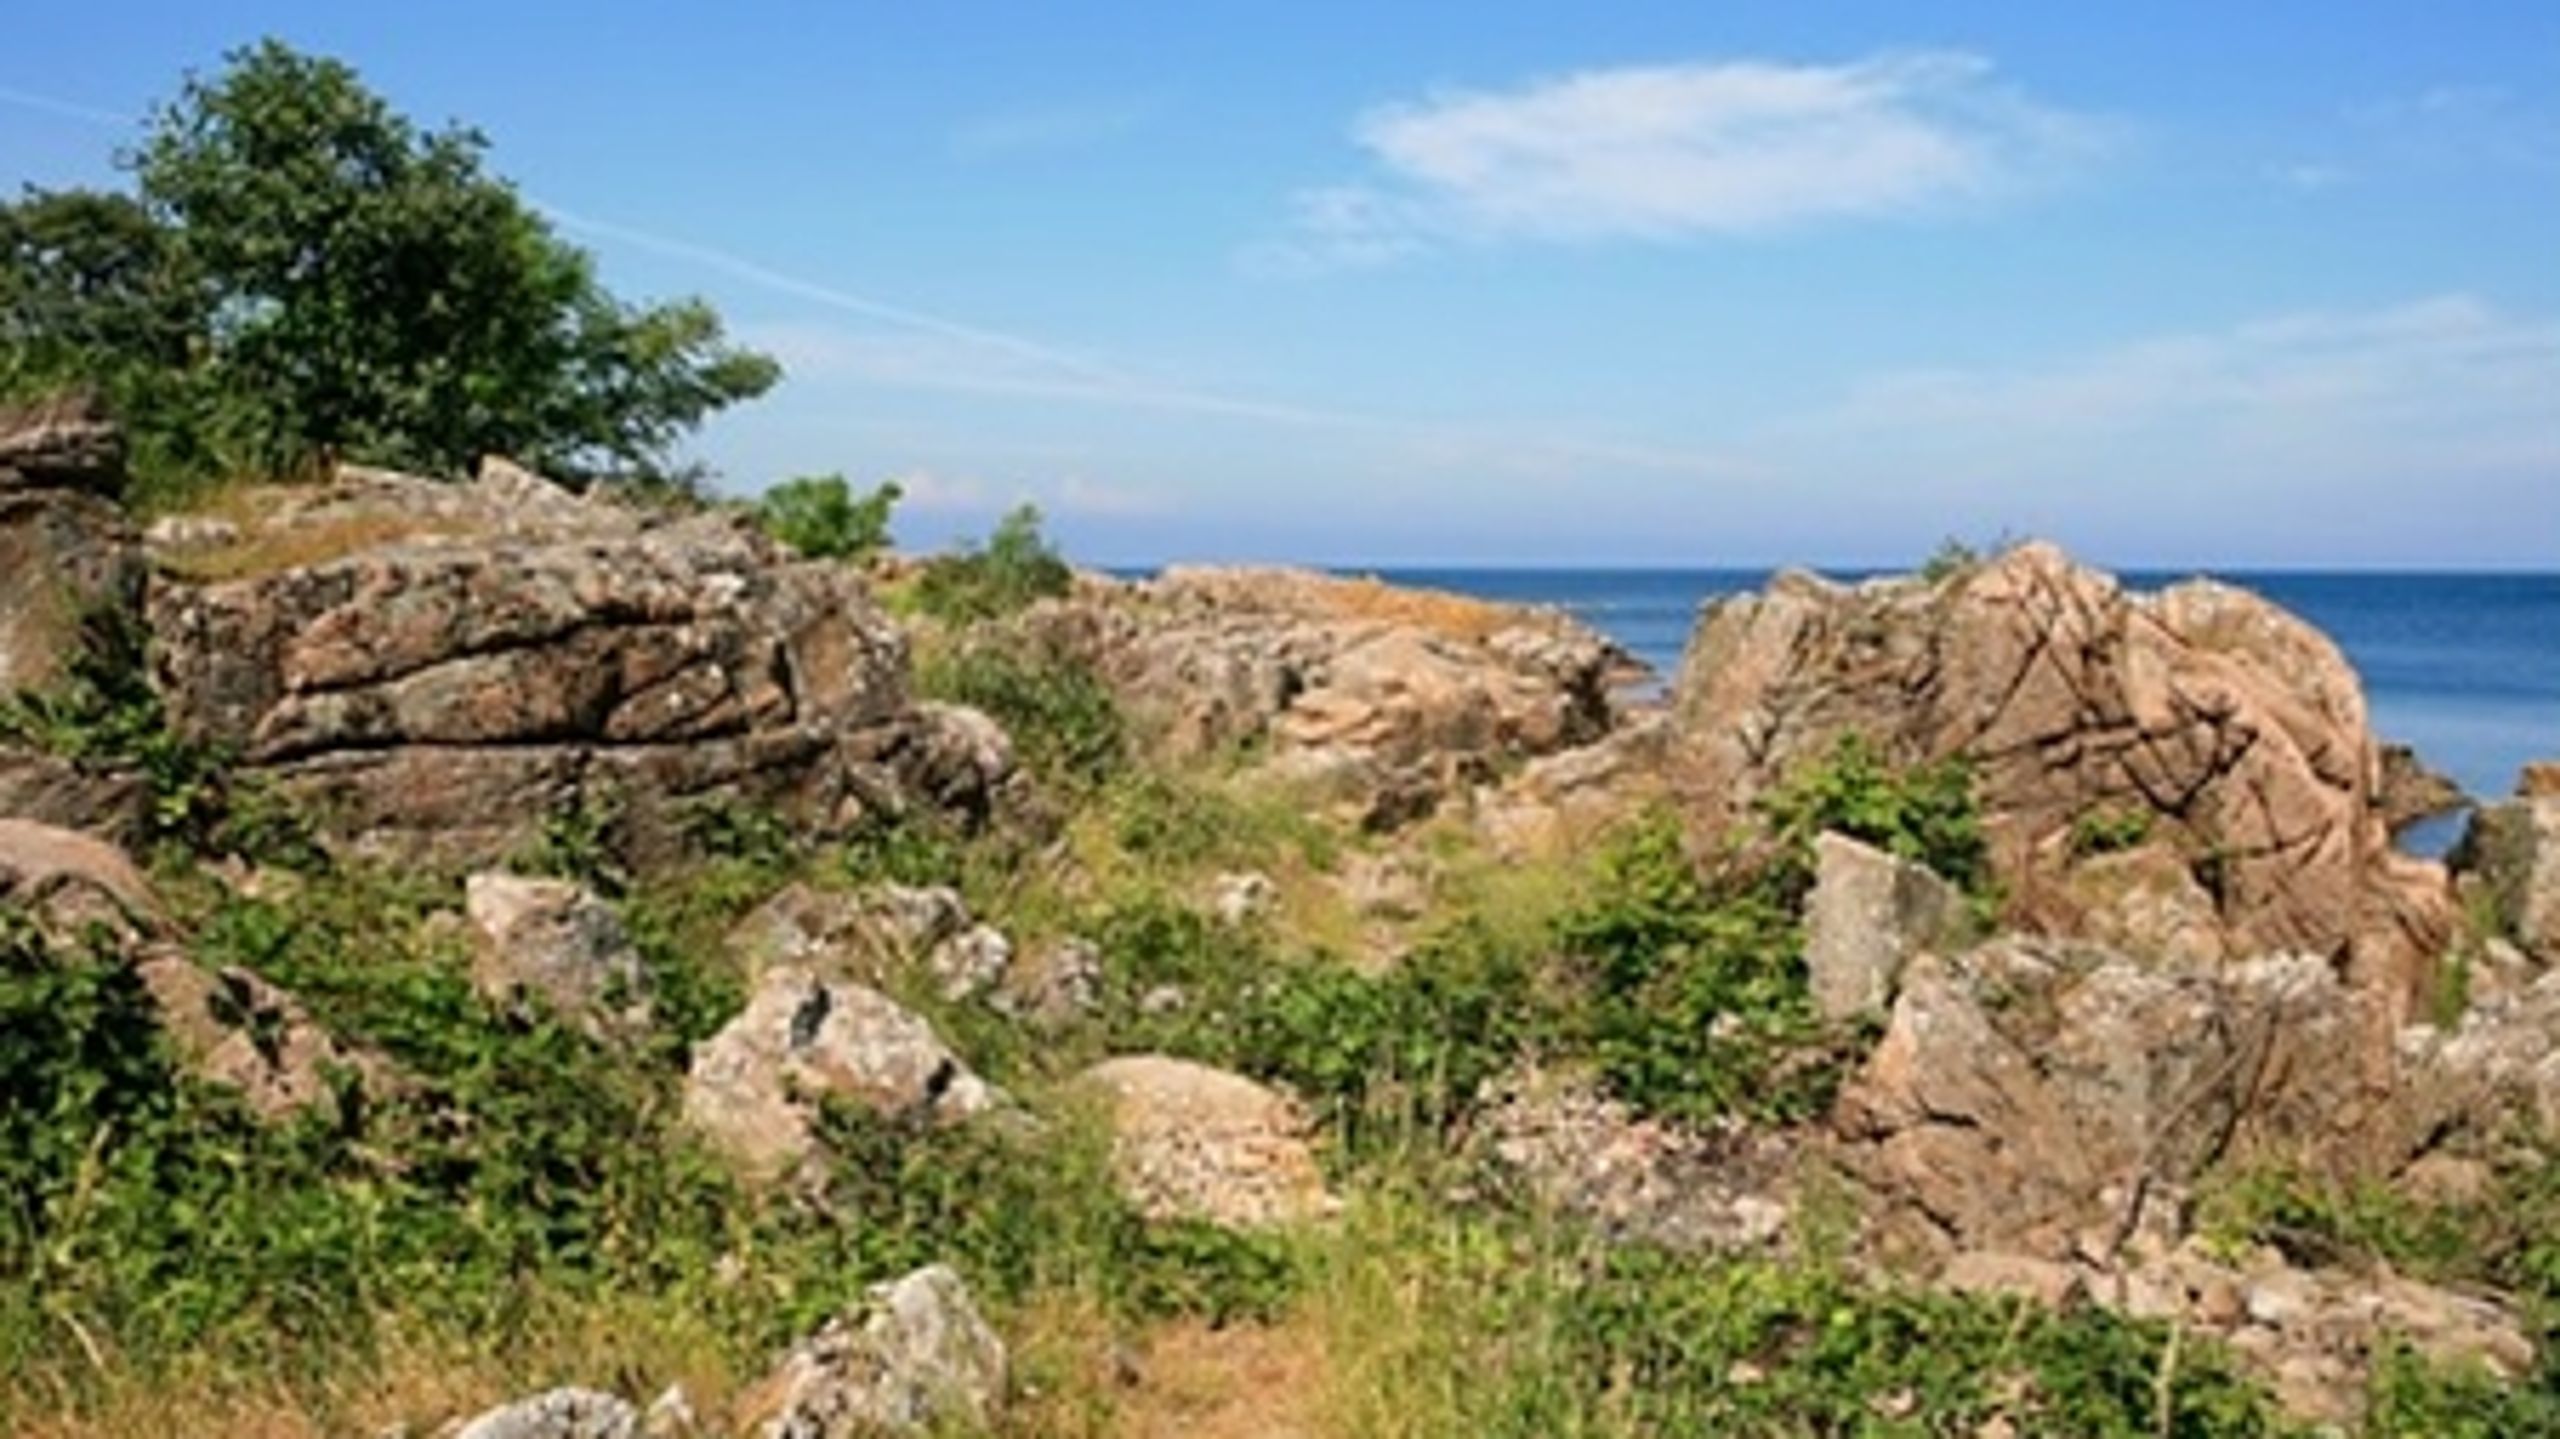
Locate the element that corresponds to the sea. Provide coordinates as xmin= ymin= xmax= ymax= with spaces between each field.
xmin=1367 ymin=568 xmax=2560 ymax=848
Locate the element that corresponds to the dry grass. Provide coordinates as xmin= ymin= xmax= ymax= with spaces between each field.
xmin=159 ymin=509 xmax=480 ymax=583
xmin=1290 ymin=573 xmax=1529 ymax=645
xmin=1112 ymin=1317 xmax=1330 ymax=1439
xmin=0 ymin=1298 xmax=745 ymax=1439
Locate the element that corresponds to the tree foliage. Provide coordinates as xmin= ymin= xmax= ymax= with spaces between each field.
xmin=0 ymin=40 xmax=777 ymax=500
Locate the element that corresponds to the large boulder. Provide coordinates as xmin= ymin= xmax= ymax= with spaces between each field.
xmin=145 ymin=461 xmax=1012 ymax=866
xmin=0 ymin=814 xmax=158 ymax=936
xmin=1835 ymin=939 xmax=2405 ymax=1261
xmin=1801 ymin=831 xmax=1966 ymax=1022
xmin=1076 ymin=1054 xmax=1337 ymax=1230
xmin=738 ymin=1265 xmax=1007 ymax=1437
xmin=464 ymin=872 xmax=651 ymax=1036
xmin=1669 ymin=544 xmax=2453 ymax=1009
xmin=1012 ymin=566 xmax=1639 ymax=827
xmin=0 ymin=391 xmax=143 ymax=701
xmin=683 ymin=968 xmax=998 ymax=1179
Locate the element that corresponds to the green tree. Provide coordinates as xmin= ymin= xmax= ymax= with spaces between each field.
xmin=0 ymin=40 xmax=777 ymax=497
xmin=756 ymin=474 xmax=902 ymax=560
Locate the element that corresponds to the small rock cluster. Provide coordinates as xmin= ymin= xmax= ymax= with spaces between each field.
xmin=449 ymin=1264 xmax=1005 ymax=1438
xmin=1012 ymin=565 xmax=1641 ymax=828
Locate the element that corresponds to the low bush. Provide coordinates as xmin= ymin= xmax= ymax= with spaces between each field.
xmin=1756 ymin=732 xmax=1991 ymax=898
xmin=918 ymin=631 xmax=1125 ymax=793
xmin=754 ymin=473 xmax=899 ymax=561
xmin=1555 ymin=812 xmax=1841 ymax=1126
xmin=911 ymin=504 xmax=1074 ymax=623
xmin=2070 ymin=803 xmax=2155 ymax=857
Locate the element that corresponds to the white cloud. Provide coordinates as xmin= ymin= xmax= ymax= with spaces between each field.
xmin=1266 ymin=51 xmax=2106 ymax=266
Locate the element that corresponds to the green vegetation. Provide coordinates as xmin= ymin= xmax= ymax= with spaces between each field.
xmin=1319 ymin=1193 xmax=2292 ymax=1437
xmin=7 ymin=686 xmax=2548 ymax=1432
xmin=0 ymin=40 xmax=775 ymax=504
xmin=1756 ymin=733 xmax=1993 ymax=897
xmin=912 ymin=503 xmax=1076 ymax=622
xmin=2197 ymin=1158 xmax=2560 ymax=1435
xmin=0 ymin=602 xmax=313 ymax=864
xmin=2070 ymin=802 xmax=2156 ymax=857
xmin=10 ymin=35 xmax=2548 ymax=1439
xmin=917 ymin=629 xmax=1127 ymax=794
xmin=754 ymin=473 xmax=902 ymax=561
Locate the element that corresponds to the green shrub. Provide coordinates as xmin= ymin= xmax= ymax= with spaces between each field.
xmin=755 ymin=474 xmax=900 ymax=561
xmin=1758 ymin=733 xmax=1992 ymax=897
xmin=1556 ymin=814 xmax=1842 ymax=1126
xmin=2070 ymin=804 xmax=2155 ymax=857
xmin=1919 ymin=536 xmax=1983 ymax=583
xmin=1233 ymin=920 xmax=1558 ymax=1159
xmin=1327 ymin=1197 xmax=2290 ymax=1438
xmin=912 ymin=504 xmax=1074 ymax=622
xmin=0 ymin=602 xmax=318 ymax=866
xmin=918 ymin=631 xmax=1125 ymax=793
xmin=807 ymin=1102 xmax=1300 ymax=1329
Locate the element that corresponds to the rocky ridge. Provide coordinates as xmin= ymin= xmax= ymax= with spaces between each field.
xmin=140 ymin=458 xmax=1015 ymax=865
xmin=6 ymin=401 xmax=2555 ymax=1433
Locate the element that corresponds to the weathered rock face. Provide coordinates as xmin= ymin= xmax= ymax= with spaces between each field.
xmin=449 ymin=1385 xmax=639 ymax=1439
xmin=1468 ymin=710 xmax=1670 ymax=861
xmin=0 ymin=815 xmax=158 ymax=936
xmin=1477 ymin=1069 xmax=1794 ymax=1253
xmin=464 ymin=872 xmax=651 ymax=1035
xmin=0 ymin=749 xmax=146 ymax=841
xmin=1670 ymin=544 xmax=2453 ymax=1007
xmin=2377 ymin=741 xmax=2467 ymax=833
xmin=0 ymin=392 xmax=143 ymax=701
xmin=2452 ymin=776 xmax=2560 ymax=967
xmin=683 ymin=968 xmax=998 ymax=1179
xmin=144 ymin=461 xmax=1011 ymax=866
xmin=740 ymin=1265 xmax=1007 ymax=1437
xmin=1836 ymin=939 xmax=2405 ymax=1262
xmin=1077 ymin=1055 xmax=1337 ymax=1230
xmin=1802 ymin=832 xmax=1965 ymax=1023
xmin=1016 ymin=566 xmax=1639 ymax=827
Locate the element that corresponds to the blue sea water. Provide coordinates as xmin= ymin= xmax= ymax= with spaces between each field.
xmin=1369 ymin=567 xmax=2560 ymax=807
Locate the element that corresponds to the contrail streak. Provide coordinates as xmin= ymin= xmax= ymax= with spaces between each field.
xmin=0 ymin=84 xmax=131 ymax=127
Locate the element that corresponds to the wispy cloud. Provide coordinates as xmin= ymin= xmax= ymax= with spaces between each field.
xmin=949 ymin=97 xmax=1154 ymax=159
xmin=2347 ymin=84 xmax=2560 ymax=173
xmin=1808 ymin=294 xmax=2560 ymax=477
xmin=1257 ymin=51 xmax=2108 ymax=269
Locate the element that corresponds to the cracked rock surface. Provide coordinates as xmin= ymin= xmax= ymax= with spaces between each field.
xmin=1668 ymin=542 xmax=2453 ymax=1009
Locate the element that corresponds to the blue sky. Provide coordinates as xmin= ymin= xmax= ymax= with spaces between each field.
xmin=4 ymin=3 xmax=2556 ymax=566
